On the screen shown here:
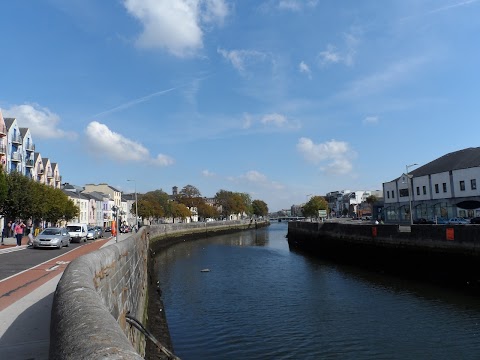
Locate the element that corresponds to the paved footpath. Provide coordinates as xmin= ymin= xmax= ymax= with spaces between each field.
xmin=0 ymin=233 xmax=129 ymax=360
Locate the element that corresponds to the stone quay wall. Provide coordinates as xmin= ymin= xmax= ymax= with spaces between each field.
xmin=50 ymin=219 xmax=269 ymax=360
xmin=287 ymin=221 xmax=480 ymax=288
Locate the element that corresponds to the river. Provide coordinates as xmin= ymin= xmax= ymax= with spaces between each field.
xmin=155 ymin=222 xmax=480 ymax=359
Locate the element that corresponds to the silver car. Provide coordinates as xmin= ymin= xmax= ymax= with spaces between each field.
xmin=33 ymin=227 xmax=70 ymax=249
xmin=86 ymin=227 xmax=98 ymax=240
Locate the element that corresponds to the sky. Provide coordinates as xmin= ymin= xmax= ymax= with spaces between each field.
xmin=1 ymin=0 xmax=480 ymax=212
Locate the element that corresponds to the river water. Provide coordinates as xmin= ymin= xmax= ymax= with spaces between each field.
xmin=155 ymin=222 xmax=480 ymax=359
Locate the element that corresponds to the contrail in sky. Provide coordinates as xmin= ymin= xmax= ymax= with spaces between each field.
xmin=91 ymin=74 xmax=212 ymax=118
xmin=430 ymin=0 xmax=478 ymax=13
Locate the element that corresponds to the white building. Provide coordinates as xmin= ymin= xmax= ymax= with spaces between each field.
xmin=383 ymin=147 xmax=480 ymax=223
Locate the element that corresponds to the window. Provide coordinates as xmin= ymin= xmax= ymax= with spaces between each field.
xmin=392 ymin=190 xmax=395 ymax=199
xmin=416 ymin=187 xmax=420 ymax=196
xmin=443 ymin=183 xmax=447 ymax=193
xmin=423 ymin=186 xmax=427 ymax=195
xmin=399 ymin=189 xmax=409 ymax=197
xmin=460 ymin=180 xmax=465 ymax=191
xmin=435 ymin=184 xmax=439 ymax=193
xmin=387 ymin=191 xmax=390 ymax=199
xmin=471 ymin=179 xmax=477 ymax=190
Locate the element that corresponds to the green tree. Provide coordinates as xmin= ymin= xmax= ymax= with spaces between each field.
xmin=303 ymin=195 xmax=328 ymax=218
xmin=252 ymin=200 xmax=268 ymax=217
xmin=0 ymin=170 xmax=7 ymax=214
xmin=4 ymin=172 xmax=34 ymax=220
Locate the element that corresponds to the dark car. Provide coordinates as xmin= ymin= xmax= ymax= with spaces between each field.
xmin=413 ymin=218 xmax=435 ymax=224
xmin=104 ymin=226 xmax=111 ymax=232
xmin=470 ymin=217 xmax=480 ymax=224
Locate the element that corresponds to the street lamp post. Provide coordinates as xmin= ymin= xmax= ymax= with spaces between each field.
xmin=127 ymin=179 xmax=138 ymax=231
xmin=406 ymin=163 xmax=418 ymax=225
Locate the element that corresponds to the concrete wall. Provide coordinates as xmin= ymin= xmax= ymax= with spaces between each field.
xmin=50 ymin=219 xmax=269 ymax=360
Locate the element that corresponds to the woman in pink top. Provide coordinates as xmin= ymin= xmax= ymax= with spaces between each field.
xmin=15 ymin=221 xmax=26 ymax=247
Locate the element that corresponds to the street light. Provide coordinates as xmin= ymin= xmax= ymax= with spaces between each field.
xmin=127 ymin=179 xmax=138 ymax=231
xmin=406 ymin=163 xmax=418 ymax=225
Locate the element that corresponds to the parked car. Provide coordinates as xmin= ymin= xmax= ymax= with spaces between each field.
xmin=448 ymin=217 xmax=469 ymax=225
xmin=470 ymin=217 xmax=480 ymax=224
xmin=435 ymin=217 xmax=449 ymax=224
xmin=104 ymin=226 xmax=111 ymax=233
xmin=33 ymin=227 xmax=70 ymax=249
xmin=86 ymin=227 xmax=98 ymax=240
xmin=413 ymin=218 xmax=435 ymax=224
xmin=95 ymin=226 xmax=104 ymax=238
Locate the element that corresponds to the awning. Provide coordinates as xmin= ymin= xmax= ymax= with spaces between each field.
xmin=456 ymin=200 xmax=480 ymax=210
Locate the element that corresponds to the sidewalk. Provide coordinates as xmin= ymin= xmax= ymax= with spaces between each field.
xmin=0 ymin=233 xmax=128 ymax=359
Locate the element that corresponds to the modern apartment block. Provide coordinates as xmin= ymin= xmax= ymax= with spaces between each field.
xmin=383 ymin=147 xmax=480 ymax=223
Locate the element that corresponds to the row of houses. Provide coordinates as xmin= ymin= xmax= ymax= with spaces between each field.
xmin=0 ymin=110 xmax=61 ymax=188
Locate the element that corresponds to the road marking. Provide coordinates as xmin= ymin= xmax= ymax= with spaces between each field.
xmin=0 ymin=246 xmax=27 ymax=254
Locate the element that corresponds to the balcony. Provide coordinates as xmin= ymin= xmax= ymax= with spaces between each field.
xmin=47 ymin=171 xmax=53 ymax=178
xmin=55 ymin=175 xmax=62 ymax=183
xmin=0 ymin=125 xmax=6 ymax=137
xmin=11 ymin=152 xmax=22 ymax=162
xmin=25 ymin=159 xmax=34 ymax=167
xmin=0 ymin=144 xmax=6 ymax=155
xmin=37 ymin=167 xmax=44 ymax=174
xmin=25 ymin=143 xmax=35 ymax=152
xmin=12 ymin=135 xmax=22 ymax=145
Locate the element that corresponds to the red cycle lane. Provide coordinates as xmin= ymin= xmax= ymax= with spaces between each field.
xmin=0 ymin=237 xmax=111 ymax=312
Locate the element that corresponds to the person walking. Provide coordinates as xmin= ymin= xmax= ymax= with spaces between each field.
xmin=14 ymin=220 xmax=26 ymax=247
xmin=1 ymin=221 xmax=10 ymax=244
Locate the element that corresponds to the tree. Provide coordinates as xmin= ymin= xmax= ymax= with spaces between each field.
xmin=252 ymin=200 xmax=268 ymax=217
xmin=197 ymin=202 xmax=219 ymax=220
xmin=3 ymin=172 xmax=34 ymax=220
xmin=303 ymin=195 xmax=328 ymax=218
xmin=170 ymin=202 xmax=191 ymax=222
xmin=0 ymin=170 xmax=7 ymax=214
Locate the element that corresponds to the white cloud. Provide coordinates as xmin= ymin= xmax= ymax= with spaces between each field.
xmin=242 ymin=113 xmax=253 ymax=129
xmin=299 ymin=61 xmax=312 ymax=78
xmin=297 ymin=137 xmax=354 ymax=175
xmin=217 ymin=48 xmax=267 ymax=74
xmin=233 ymin=170 xmax=285 ymax=190
xmin=277 ymin=0 xmax=318 ymax=11
xmin=363 ymin=116 xmax=379 ymax=125
xmin=318 ymin=29 xmax=360 ymax=67
xmin=123 ymin=0 xmax=228 ymax=57
xmin=261 ymin=113 xmax=287 ymax=127
xmin=3 ymin=104 xmax=75 ymax=139
xmin=85 ymin=121 xmax=174 ymax=166
xmin=202 ymin=169 xmax=215 ymax=177
xmin=340 ymin=56 xmax=428 ymax=99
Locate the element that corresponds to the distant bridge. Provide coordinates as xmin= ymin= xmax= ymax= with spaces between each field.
xmin=270 ymin=216 xmax=305 ymax=222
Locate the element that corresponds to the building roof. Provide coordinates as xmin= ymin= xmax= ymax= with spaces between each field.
xmin=411 ymin=147 xmax=480 ymax=178
xmin=4 ymin=118 xmax=15 ymax=130
xmin=19 ymin=127 xmax=29 ymax=137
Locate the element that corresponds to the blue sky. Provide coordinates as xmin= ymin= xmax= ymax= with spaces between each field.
xmin=1 ymin=0 xmax=480 ymax=211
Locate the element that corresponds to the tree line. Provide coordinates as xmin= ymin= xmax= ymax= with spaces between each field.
xmin=133 ymin=184 xmax=269 ymax=222
xmin=0 ymin=171 xmax=79 ymax=224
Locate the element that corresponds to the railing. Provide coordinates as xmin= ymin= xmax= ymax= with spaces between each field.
xmin=25 ymin=143 xmax=35 ymax=152
xmin=12 ymin=135 xmax=22 ymax=144
xmin=37 ymin=167 xmax=44 ymax=174
xmin=47 ymin=171 xmax=53 ymax=178
xmin=11 ymin=152 xmax=22 ymax=162
xmin=25 ymin=159 xmax=34 ymax=167
xmin=0 ymin=144 xmax=6 ymax=154
xmin=55 ymin=175 xmax=62 ymax=183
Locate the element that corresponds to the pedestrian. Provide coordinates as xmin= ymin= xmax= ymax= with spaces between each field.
xmin=27 ymin=227 xmax=34 ymax=248
xmin=14 ymin=220 xmax=26 ymax=247
xmin=10 ymin=220 xmax=16 ymax=238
